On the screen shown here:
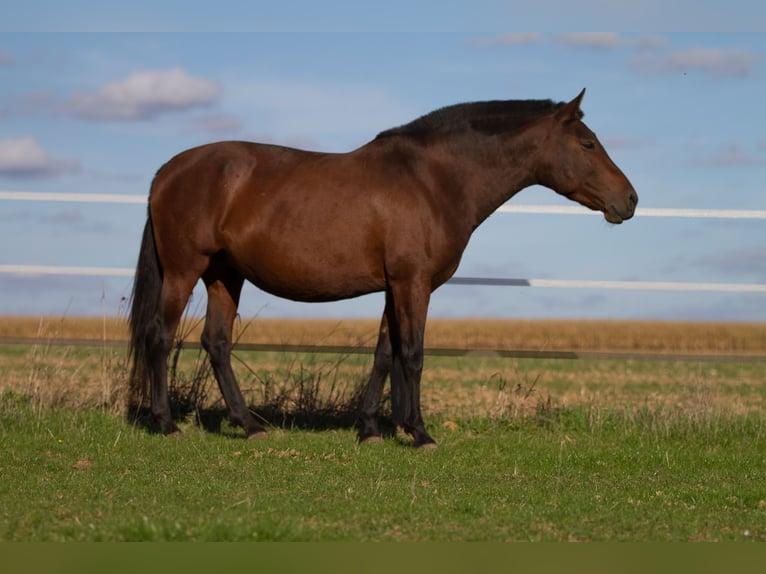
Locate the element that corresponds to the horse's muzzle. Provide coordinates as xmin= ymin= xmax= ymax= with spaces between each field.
xmin=605 ymin=189 xmax=638 ymax=224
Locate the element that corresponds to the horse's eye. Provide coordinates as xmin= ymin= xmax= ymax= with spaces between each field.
xmin=582 ymin=141 xmax=596 ymax=150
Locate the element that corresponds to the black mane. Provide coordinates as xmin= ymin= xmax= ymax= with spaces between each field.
xmin=376 ymin=99 xmax=579 ymax=140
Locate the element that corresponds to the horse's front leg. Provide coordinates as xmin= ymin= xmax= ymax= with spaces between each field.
xmin=388 ymin=279 xmax=436 ymax=449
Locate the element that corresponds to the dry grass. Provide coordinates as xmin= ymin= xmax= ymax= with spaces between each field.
xmin=0 ymin=340 xmax=128 ymax=416
xmin=1 ymin=315 xmax=764 ymax=427
xmin=2 ymin=315 xmax=765 ymax=354
xmin=423 ymin=359 xmax=766 ymax=423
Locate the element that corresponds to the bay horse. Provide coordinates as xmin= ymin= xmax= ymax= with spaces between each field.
xmin=128 ymin=89 xmax=637 ymax=448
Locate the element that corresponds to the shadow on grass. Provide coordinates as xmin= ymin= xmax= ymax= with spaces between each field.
xmin=128 ymin=404 xmax=398 ymax=440
xmin=198 ymin=406 xmax=398 ymax=439
xmin=127 ymin=323 xmax=393 ymax=439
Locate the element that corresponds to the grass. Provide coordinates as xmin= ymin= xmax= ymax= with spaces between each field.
xmin=1 ymin=316 xmax=765 ymax=541
xmin=2 ymin=392 xmax=765 ymax=542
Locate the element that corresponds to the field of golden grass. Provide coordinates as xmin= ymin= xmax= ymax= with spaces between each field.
xmin=1 ymin=315 xmax=765 ymax=354
xmin=1 ymin=316 xmax=764 ymax=424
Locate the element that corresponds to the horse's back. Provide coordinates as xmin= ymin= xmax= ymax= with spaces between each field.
xmin=149 ymin=140 xmax=319 ymax=244
xmin=147 ymin=141 xmax=391 ymax=299
xmin=146 ymin=138 xmax=465 ymax=301
xmin=151 ymin=141 xmax=313 ymax=203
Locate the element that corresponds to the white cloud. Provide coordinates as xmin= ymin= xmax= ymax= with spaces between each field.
xmin=187 ymin=112 xmax=244 ymax=135
xmin=693 ymin=246 xmax=766 ymax=280
xmin=556 ymin=32 xmax=621 ymax=50
xmin=64 ymin=68 xmax=222 ymax=120
xmin=634 ymin=35 xmax=669 ymax=50
xmin=0 ymin=136 xmax=79 ymax=178
xmin=602 ymin=136 xmax=647 ymax=150
xmin=631 ymin=47 xmax=760 ymax=77
xmin=691 ymin=142 xmax=763 ymax=167
xmin=473 ymin=32 xmax=669 ymax=52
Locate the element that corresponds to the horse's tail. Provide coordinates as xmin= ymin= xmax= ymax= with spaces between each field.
xmin=127 ymin=209 xmax=163 ymax=412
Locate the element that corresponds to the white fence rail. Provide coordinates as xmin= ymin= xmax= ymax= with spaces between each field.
xmin=3 ymin=190 xmax=766 ymax=220
xmin=1 ymin=264 xmax=765 ymax=294
xmin=2 ymin=191 xmax=765 ymax=295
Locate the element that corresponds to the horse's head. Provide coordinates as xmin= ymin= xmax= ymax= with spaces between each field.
xmin=536 ymin=89 xmax=637 ymax=224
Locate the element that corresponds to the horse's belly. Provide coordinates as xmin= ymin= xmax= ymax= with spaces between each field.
xmin=224 ymin=183 xmax=390 ymax=302
xmin=237 ymin=248 xmax=386 ymax=303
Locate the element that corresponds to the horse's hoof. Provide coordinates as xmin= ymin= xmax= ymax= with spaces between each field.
xmin=359 ymin=435 xmax=384 ymax=445
xmin=415 ymin=442 xmax=438 ymax=451
xmin=159 ymin=421 xmax=181 ymax=436
xmin=247 ymin=431 xmax=268 ymax=441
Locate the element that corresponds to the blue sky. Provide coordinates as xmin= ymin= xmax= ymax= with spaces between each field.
xmin=1 ymin=4 xmax=765 ymax=321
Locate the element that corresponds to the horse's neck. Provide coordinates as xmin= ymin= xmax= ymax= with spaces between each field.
xmin=441 ymin=128 xmax=543 ymax=227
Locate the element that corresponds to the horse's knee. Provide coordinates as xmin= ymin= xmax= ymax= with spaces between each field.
xmin=399 ymin=344 xmax=423 ymax=377
xmin=201 ymin=329 xmax=231 ymax=365
xmin=145 ymin=316 xmax=173 ymax=361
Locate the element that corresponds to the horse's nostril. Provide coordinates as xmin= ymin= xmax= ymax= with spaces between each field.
xmin=629 ymin=190 xmax=638 ymax=209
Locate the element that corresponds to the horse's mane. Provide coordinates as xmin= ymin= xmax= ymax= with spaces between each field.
xmin=376 ymin=99 xmax=582 ymax=140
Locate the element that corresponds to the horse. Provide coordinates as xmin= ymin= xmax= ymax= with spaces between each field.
xmin=128 ymin=88 xmax=637 ymax=448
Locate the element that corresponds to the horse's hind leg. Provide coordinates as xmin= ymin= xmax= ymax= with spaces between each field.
xmin=201 ymin=268 xmax=266 ymax=439
xmin=357 ymin=308 xmax=393 ymax=444
xmin=149 ymin=274 xmax=197 ymax=435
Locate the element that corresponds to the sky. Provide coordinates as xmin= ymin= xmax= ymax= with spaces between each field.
xmin=1 ymin=3 xmax=765 ymax=322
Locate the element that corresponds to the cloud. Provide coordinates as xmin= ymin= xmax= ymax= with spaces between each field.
xmin=63 ymin=68 xmax=222 ymax=120
xmin=691 ymin=143 xmax=763 ymax=167
xmin=0 ymin=136 xmax=80 ymax=178
xmin=630 ymin=47 xmax=760 ymax=77
xmin=602 ymin=136 xmax=647 ymax=151
xmin=474 ymin=32 xmax=669 ymax=52
xmin=44 ymin=209 xmax=83 ymax=225
xmin=42 ymin=209 xmax=110 ymax=233
xmin=692 ymin=246 xmax=766 ymax=280
xmin=186 ymin=112 xmax=244 ymax=135
xmin=472 ymin=33 xmax=543 ymax=47
xmin=652 ymin=294 xmax=766 ymax=322
xmin=633 ymin=35 xmax=670 ymax=50
xmin=556 ymin=32 xmax=621 ymax=50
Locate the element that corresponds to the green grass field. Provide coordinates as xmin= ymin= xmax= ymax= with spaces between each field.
xmin=1 ymin=318 xmax=765 ymax=541
xmin=2 ymin=392 xmax=765 ymax=542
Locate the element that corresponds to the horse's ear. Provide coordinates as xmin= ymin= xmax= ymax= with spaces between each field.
xmin=555 ymin=88 xmax=586 ymax=122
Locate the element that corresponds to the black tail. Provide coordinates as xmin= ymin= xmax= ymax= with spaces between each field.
xmin=128 ymin=210 xmax=163 ymax=411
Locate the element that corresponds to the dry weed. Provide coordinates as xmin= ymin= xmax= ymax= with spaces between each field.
xmin=2 ymin=316 xmax=765 ymax=354
xmin=1 ymin=316 xmax=764 ymax=424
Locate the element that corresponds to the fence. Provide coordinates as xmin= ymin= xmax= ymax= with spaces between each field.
xmin=2 ymin=190 xmax=764 ymax=362
xmin=2 ymin=190 xmax=766 ymax=294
